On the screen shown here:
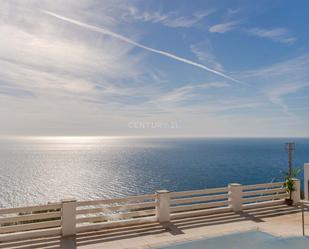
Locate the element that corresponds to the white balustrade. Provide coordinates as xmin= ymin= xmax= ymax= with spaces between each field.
xmin=0 ymin=179 xmax=299 ymax=242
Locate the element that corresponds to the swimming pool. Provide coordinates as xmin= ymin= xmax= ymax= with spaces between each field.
xmin=155 ymin=231 xmax=309 ymax=249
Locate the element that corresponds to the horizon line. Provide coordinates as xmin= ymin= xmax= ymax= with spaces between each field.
xmin=1 ymin=135 xmax=308 ymax=139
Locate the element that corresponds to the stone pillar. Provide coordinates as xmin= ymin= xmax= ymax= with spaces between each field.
xmin=61 ymin=199 xmax=77 ymax=236
xmin=291 ymin=178 xmax=301 ymax=204
xmin=304 ymin=164 xmax=309 ymax=200
xmin=156 ymin=190 xmax=170 ymax=222
xmin=228 ymin=183 xmax=243 ymax=212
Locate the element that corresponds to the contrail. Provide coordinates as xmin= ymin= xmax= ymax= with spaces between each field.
xmin=42 ymin=10 xmax=240 ymax=83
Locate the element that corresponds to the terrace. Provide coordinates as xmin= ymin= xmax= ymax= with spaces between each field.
xmin=0 ymin=163 xmax=309 ymax=248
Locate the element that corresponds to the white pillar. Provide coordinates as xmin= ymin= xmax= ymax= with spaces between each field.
xmin=228 ymin=183 xmax=243 ymax=212
xmin=291 ymin=178 xmax=301 ymax=204
xmin=304 ymin=163 xmax=309 ymax=200
xmin=61 ymin=199 xmax=77 ymax=237
xmin=156 ymin=190 xmax=170 ymax=222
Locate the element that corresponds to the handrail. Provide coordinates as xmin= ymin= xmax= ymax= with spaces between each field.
xmin=76 ymin=194 xmax=156 ymax=207
xmin=242 ymin=182 xmax=284 ymax=190
xmin=0 ymin=180 xmax=297 ymax=241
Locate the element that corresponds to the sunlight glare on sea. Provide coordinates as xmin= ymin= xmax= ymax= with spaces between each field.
xmin=0 ymin=136 xmax=308 ymax=208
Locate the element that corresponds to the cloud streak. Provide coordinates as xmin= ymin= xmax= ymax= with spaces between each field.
xmin=190 ymin=40 xmax=224 ymax=72
xmin=208 ymin=21 xmax=240 ymax=33
xmin=235 ymin=54 xmax=309 ymax=113
xmin=245 ymin=28 xmax=297 ymax=45
xmin=265 ymin=83 xmax=308 ymax=112
xmin=42 ymin=10 xmax=240 ymax=83
xmin=125 ymin=6 xmax=214 ymax=28
xmin=156 ymin=82 xmax=229 ymax=103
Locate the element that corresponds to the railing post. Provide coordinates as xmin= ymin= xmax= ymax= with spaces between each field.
xmin=304 ymin=163 xmax=309 ymax=200
xmin=61 ymin=198 xmax=77 ymax=237
xmin=156 ymin=190 xmax=170 ymax=222
xmin=228 ymin=183 xmax=243 ymax=212
xmin=291 ymin=178 xmax=301 ymax=204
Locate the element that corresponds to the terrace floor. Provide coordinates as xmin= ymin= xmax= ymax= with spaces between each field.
xmin=0 ymin=203 xmax=308 ymax=249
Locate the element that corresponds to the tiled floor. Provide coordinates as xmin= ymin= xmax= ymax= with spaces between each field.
xmin=0 ymin=203 xmax=308 ymax=249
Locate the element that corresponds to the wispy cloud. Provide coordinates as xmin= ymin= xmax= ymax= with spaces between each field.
xmin=265 ymin=83 xmax=308 ymax=112
xmin=237 ymin=54 xmax=309 ymax=112
xmin=190 ymin=40 xmax=224 ymax=72
xmin=208 ymin=20 xmax=240 ymax=33
xmin=0 ymin=0 xmax=163 ymax=130
xmin=0 ymin=23 xmax=142 ymax=97
xmin=42 ymin=10 xmax=240 ymax=83
xmin=156 ymin=82 xmax=229 ymax=103
xmin=240 ymin=54 xmax=309 ymax=79
xmin=227 ymin=8 xmax=241 ymax=16
xmin=245 ymin=28 xmax=297 ymax=44
xmin=208 ymin=19 xmax=296 ymax=46
xmin=125 ymin=6 xmax=214 ymax=28
xmin=1 ymin=1 xmax=308 ymax=137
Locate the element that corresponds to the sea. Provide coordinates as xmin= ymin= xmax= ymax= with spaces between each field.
xmin=0 ymin=137 xmax=308 ymax=208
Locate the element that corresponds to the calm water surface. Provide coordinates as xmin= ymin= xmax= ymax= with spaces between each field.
xmin=0 ymin=137 xmax=308 ymax=208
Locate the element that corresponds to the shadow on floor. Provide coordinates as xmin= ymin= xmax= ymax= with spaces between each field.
xmin=0 ymin=204 xmax=302 ymax=249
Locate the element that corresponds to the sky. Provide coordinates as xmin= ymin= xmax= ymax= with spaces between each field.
xmin=1 ymin=0 xmax=309 ymax=137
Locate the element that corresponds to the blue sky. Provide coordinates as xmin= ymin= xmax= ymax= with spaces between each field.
xmin=1 ymin=0 xmax=309 ymax=137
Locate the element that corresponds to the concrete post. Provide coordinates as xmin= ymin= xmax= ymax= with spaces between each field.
xmin=156 ymin=190 xmax=170 ymax=222
xmin=228 ymin=183 xmax=243 ymax=212
xmin=291 ymin=178 xmax=301 ymax=204
xmin=304 ymin=163 xmax=309 ymax=200
xmin=61 ymin=199 xmax=77 ymax=237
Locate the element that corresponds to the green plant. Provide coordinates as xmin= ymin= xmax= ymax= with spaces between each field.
xmin=282 ymin=167 xmax=301 ymax=200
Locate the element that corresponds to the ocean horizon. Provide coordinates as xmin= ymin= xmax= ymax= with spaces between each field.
xmin=0 ymin=136 xmax=308 ymax=208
